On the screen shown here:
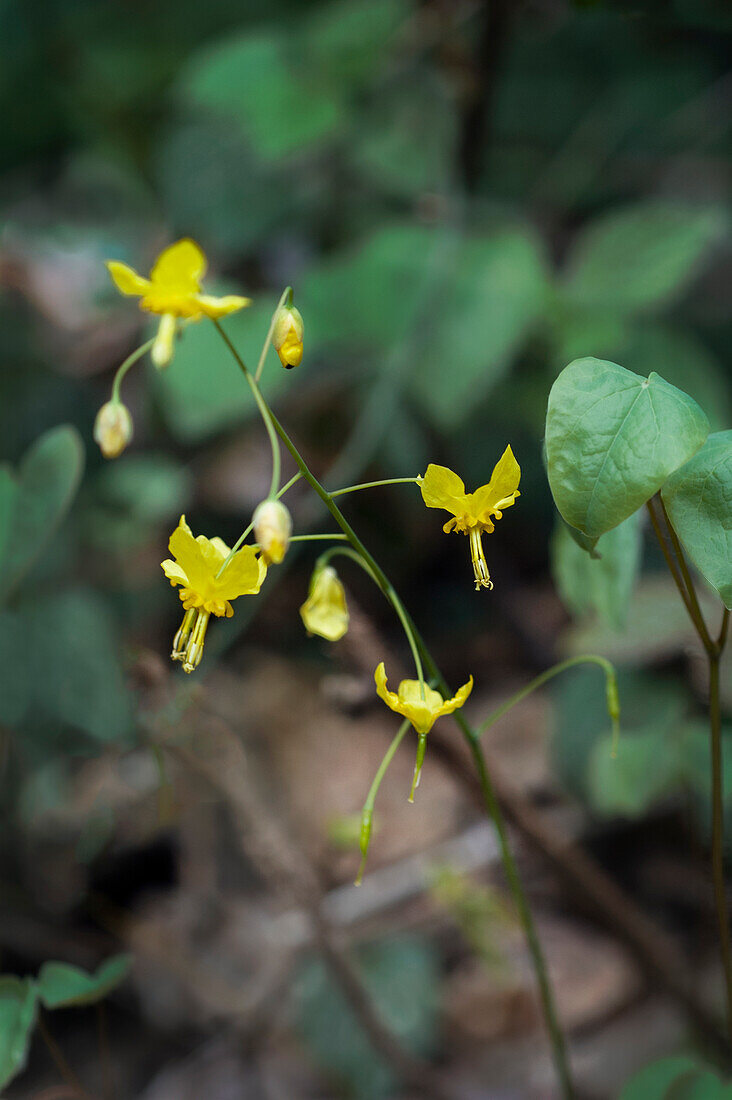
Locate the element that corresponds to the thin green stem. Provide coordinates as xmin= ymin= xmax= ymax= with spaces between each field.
xmin=477 ymin=654 xmax=620 ymax=754
xmin=216 ymin=323 xmax=574 ymax=1097
xmin=356 ymin=720 xmax=410 ymax=884
xmin=330 ymin=477 xmax=419 ymax=498
xmin=216 ymin=473 xmax=302 ymax=578
xmin=255 ymin=286 xmax=291 ymax=383
xmin=111 ymin=337 xmax=156 ymax=403
xmin=718 ymin=608 xmax=730 ymax=653
xmin=710 ymin=651 xmax=732 ymax=1041
xmin=659 ymin=496 xmax=713 ymax=650
xmin=466 ymin=735 xmax=574 ymax=1098
xmin=316 ymin=545 xmax=378 ymax=582
xmin=289 ymin=533 xmax=349 ymax=544
xmin=38 ymin=1012 xmax=94 ymax=1100
xmin=646 ymin=498 xmax=702 ymax=635
xmin=214 ymin=319 xmax=281 ymax=498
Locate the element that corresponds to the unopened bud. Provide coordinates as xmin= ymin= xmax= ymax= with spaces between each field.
xmin=272 ymin=305 xmax=304 ymax=369
xmin=300 ymin=564 xmax=349 ymax=641
xmin=94 ymin=400 xmax=133 ymax=459
xmin=252 ymin=499 xmax=292 ymax=564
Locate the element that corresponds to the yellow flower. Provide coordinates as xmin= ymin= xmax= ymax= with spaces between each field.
xmin=374 ymin=662 xmax=473 ymax=736
xmin=417 ymin=445 xmax=520 ymax=590
xmin=300 ymin=565 xmax=349 ymax=641
xmin=161 ymin=514 xmax=266 ymax=673
xmin=252 ymin=499 xmax=292 ymax=565
xmin=106 ymin=239 xmax=251 ymax=369
xmin=94 ymin=400 xmax=133 ymax=459
xmin=272 ymin=304 xmax=303 ymax=369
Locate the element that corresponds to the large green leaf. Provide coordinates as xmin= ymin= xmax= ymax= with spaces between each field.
xmin=179 ymin=31 xmax=344 ymax=160
xmin=661 ymin=431 xmax=732 ymax=610
xmin=551 ymin=510 xmax=641 ymax=629
xmin=302 ymin=0 xmax=409 ymax=88
xmin=562 ymin=201 xmax=724 ymax=313
xmin=0 ymin=426 xmax=84 ymax=603
xmin=411 ymin=229 xmax=549 ymax=429
xmin=545 ymin=358 xmax=709 ymax=540
xmin=0 ymin=977 xmax=38 ymax=1089
xmin=38 ymin=955 xmax=131 ymax=1009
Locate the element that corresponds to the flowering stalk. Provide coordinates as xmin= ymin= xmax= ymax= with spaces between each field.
xmin=647 ymin=494 xmax=732 ymax=1040
xmin=214 ymin=320 xmax=576 ymax=1099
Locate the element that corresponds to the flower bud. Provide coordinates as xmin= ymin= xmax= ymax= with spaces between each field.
xmin=94 ymin=400 xmax=133 ymax=459
xmin=252 ymin=499 xmax=292 ymax=564
xmin=272 ymin=305 xmax=304 ymax=369
xmin=300 ymin=564 xmax=349 ymax=641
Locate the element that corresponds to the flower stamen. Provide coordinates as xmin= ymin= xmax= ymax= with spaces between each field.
xmin=182 ymin=611 xmax=211 ymax=674
xmin=171 ymin=607 xmax=197 ymax=661
xmin=469 ymin=528 xmax=493 ymax=591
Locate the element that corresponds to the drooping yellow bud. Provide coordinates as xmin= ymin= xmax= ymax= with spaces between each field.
xmin=300 ymin=565 xmax=349 ymax=641
xmin=272 ymin=305 xmax=304 ymax=369
xmin=94 ymin=401 xmax=133 ymax=459
xmin=151 ymin=312 xmax=176 ymax=369
xmin=252 ymin=500 xmax=292 ymax=564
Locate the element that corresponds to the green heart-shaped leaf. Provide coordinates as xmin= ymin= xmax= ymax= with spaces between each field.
xmin=0 ymin=426 xmax=84 ymax=604
xmin=661 ymin=430 xmax=732 ymax=610
xmin=0 ymin=977 xmax=38 ymax=1089
xmin=546 ymin=358 xmax=709 ymax=538
xmin=38 ymin=954 xmax=131 ymax=1009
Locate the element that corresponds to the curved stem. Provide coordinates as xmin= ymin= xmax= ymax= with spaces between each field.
xmin=356 ymin=719 xmax=410 ymax=884
xmin=216 ymin=324 xmax=574 ymax=1097
xmin=255 ymin=287 xmax=291 ymax=383
xmin=111 ymin=337 xmax=156 ymax=403
xmin=214 ymin=320 xmax=281 ymax=498
xmin=331 ymin=478 xmax=419 ymax=498
xmin=216 ymin=473 xmax=302 ymax=578
xmin=646 ymin=498 xmax=702 ymax=634
xmin=477 ymin=655 xmax=619 ymax=751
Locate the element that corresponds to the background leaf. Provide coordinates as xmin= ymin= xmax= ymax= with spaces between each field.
xmin=562 ymin=201 xmax=725 ymax=313
xmin=661 ymin=431 xmax=732 ymax=610
xmin=545 ymin=357 xmax=709 ymax=537
xmin=551 ymin=509 xmax=641 ymax=628
xmin=294 ymin=937 xmax=438 ymax=1100
xmin=0 ymin=977 xmax=38 ymax=1090
xmin=38 ymin=955 xmax=131 ymax=1009
xmin=0 ymin=426 xmax=84 ymax=604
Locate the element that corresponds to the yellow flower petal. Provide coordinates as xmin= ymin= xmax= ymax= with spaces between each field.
xmin=217 ymin=546 xmax=267 ymax=601
xmin=151 ymin=239 xmax=206 ymax=290
xmin=436 ymin=676 xmax=474 ymax=718
xmin=374 ymin=662 xmax=400 ymax=712
xmin=195 ymin=293 xmax=252 ymax=319
xmin=300 ymin=566 xmax=349 ymax=641
xmin=471 ymin=445 xmax=521 ymax=521
xmin=167 ymin=517 xmax=211 ymax=594
xmin=161 ymin=559 xmax=189 ymax=587
xmin=417 ymin=464 xmax=467 ymax=515
xmin=106 ymin=260 xmax=151 ymax=297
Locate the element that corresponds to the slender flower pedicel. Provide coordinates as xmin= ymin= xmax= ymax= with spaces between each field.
xmin=418 ymin=445 xmax=521 ymax=590
xmin=162 ymin=515 xmax=266 ymax=672
xmin=106 ymin=239 xmax=251 ymax=369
